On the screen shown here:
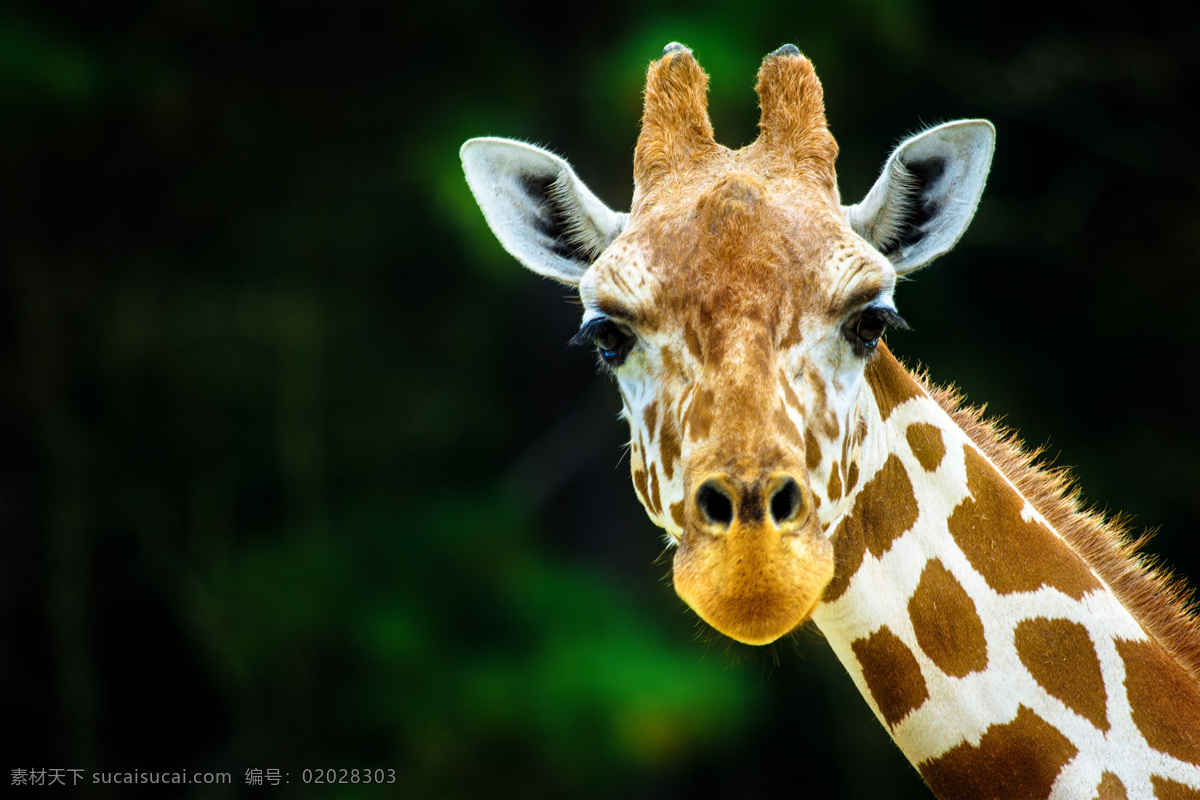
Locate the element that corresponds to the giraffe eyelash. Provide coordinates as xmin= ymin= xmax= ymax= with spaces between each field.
xmin=844 ymin=305 xmax=909 ymax=357
xmin=571 ymin=316 xmax=637 ymax=371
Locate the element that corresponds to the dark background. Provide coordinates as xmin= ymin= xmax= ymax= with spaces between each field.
xmin=2 ymin=2 xmax=1196 ymax=798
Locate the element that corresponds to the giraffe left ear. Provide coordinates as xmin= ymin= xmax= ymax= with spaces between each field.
xmin=846 ymin=119 xmax=995 ymax=275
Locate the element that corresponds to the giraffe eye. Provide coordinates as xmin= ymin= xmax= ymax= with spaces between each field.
xmin=571 ymin=317 xmax=636 ymax=369
xmin=845 ymin=305 xmax=908 ymax=356
xmin=856 ymin=309 xmax=887 ymax=345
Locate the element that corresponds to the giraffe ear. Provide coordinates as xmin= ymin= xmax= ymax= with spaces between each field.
xmin=460 ymin=137 xmax=628 ymax=286
xmin=846 ymin=120 xmax=995 ymax=275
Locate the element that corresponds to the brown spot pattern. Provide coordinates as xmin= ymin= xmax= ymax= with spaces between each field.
xmin=1093 ymin=771 xmax=1127 ymax=800
xmin=919 ymin=705 xmax=1078 ymax=800
xmin=864 ymin=346 xmax=923 ymax=421
xmin=846 ymin=461 xmax=859 ymax=494
xmin=648 ymin=462 xmax=662 ymax=515
xmin=643 ymin=402 xmax=659 ymax=444
xmin=1151 ymin=775 xmax=1200 ymax=800
xmin=824 ymin=454 xmax=919 ymax=602
xmin=660 ymin=347 xmax=681 ymax=382
xmin=660 ymin=415 xmax=681 ymax=480
xmin=633 ymin=467 xmax=651 ymax=512
xmin=840 ymin=425 xmax=852 ymax=475
xmin=949 ymin=445 xmax=1102 ymax=600
xmin=779 ymin=371 xmax=802 ymax=410
xmin=805 ymin=429 xmax=822 ymax=471
xmin=859 ymin=455 xmax=919 ymax=558
xmin=906 ymin=421 xmax=946 ymax=473
xmin=1014 ymin=617 xmax=1108 ymax=732
xmin=669 ymin=501 xmax=685 ymax=530
xmin=780 ymin=313 xmax=803 ymax=349
xmin=908 ymin=559 xmax=988 ymax=678
xmin=773 ymin=405 xmax=804 ymax=450
xmin=703 ymin=326 xmax=728 ymax=367
xmin=1116 ymin=638 xmax=1200 ymax=765
xmin=851 ymin=625 xmax=928 ymax=728
xmin=823 ymin=409 xmax=840 ymax=438
xmin=805 ymin=367 xmax=828 ymax=409
xmin=827 ymin=461 xmax=842 ymax=502
xmin=684 ymin=387 xmax=715 ymax=442
xmin=684 ymin=321 xmax=703 ymax=361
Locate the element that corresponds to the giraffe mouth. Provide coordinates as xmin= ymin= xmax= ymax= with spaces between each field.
xmin=671 ymin=519 xmax=834 ymax=645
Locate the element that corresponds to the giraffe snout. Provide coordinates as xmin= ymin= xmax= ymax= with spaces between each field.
xmin=674 ymin=469 xmax=834 ymax=646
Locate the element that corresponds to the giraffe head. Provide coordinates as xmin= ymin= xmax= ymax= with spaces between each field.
xmin=462 ymin=45 xmax=994 ymax=645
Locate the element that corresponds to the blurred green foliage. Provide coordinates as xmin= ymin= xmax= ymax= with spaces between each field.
xmin=2 ymin=2 xmax=1196 ymax=799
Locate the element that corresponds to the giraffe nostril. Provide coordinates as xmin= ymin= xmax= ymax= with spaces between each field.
xmin=770 ymin=476 xmax=803 ymax=526
xmin=696 ymin=479 xmax=734 ymax=529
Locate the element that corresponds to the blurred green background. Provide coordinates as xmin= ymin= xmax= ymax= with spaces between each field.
xmin=2 ymin=2 xmax=1196 ymax=798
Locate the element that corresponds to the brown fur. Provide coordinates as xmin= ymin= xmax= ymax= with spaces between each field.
xmin=823 ymin=452 xmax=918 ymax=603
xmin=919 ymin=705 xmax=1078 ymax=800
xmin=1094 ymin=772 xmax=1129 ymax=800
xmin=749 ymin=51 xmax=839 ymax=193
xmin=1151 ymin=775 xmax=1200 ymax=799
xmin=950 ymin=443 xmax=1104 ymax=600
xmin=909 ymin=559 xmax=989 ymax=678
xmin=634 ymin=49 xmax=719 ymax=196
xmin=915 ymin=366 xmax=1200 ymax=684
xmin=906 ymin=421 xmax=947 ymax=472
xmin=851 ymin=624 xmax=929 ymax=727
xmin=1116 ymin=638 xmax=1200 ymax=763
xmin=1015 ymin=617 xmax=1110 ymax=732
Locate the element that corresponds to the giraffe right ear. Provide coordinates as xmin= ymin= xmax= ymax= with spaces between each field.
xmin=846 ymin=120 xmax=995 ymax=275
xmin=460 ymin=138 xmax=628 ymax=286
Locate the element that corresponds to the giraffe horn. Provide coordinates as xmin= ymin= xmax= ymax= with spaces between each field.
xmin=752 ymin=45 xmax=839 ymax=191
xmin=633 ymin=43 xmax=719 ymax=193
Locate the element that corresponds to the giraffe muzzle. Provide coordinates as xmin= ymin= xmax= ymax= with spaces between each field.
xmin=673 ymin=471 xmax=835 ymax=645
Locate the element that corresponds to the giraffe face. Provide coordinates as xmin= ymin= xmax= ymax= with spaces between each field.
xmin=461 ymin=44 xmax=994 ymax=646
xmin=465 ymin=44 xmax=1200 ymax=798
xmin=576 ymin=170 xmax=901 ymax=644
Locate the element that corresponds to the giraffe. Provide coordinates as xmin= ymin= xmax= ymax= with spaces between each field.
xmin=460 ymin=44 xmax=1200 ymax=799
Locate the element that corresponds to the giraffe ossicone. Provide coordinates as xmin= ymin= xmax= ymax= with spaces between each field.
xmin=462 ymin=44 xmax=1200 ymax=799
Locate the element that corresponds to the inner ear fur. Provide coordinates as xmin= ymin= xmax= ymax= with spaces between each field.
xmin=460 ymin=137 xmax=628 ymax=286
xmin=846 ymin=120 xmax=995 ymax=275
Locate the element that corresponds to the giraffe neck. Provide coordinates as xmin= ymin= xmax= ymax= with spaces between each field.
xmin=810 ymin=347 xmax=1200 ymax=799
